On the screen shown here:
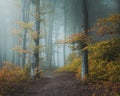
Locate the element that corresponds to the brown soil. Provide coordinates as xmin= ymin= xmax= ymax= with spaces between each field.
xmin=24 ymin=72 xmax=79 ymax=96
xmin=23 ymin=72 xmax=120 ymax=96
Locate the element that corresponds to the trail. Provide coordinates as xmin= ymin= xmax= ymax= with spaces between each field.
xmin=22 ymin=72 xmax=120 ymax=96
xmin=24 ymin=72 xmax=80 ymax=96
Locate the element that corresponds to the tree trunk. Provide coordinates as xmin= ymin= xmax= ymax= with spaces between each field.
xmin=22 ymin=0 xmax=30 ymax=66
xmin=34 ymin=0 xmax=40 ymax=68
xmin=0 ymin=37 xmax=2 ymax=67
xmin=63 ymin=0 xmax=67 ymax=65
xmin=47 ymin=0 xmax=56 ymax=70
xmin=81 ymin=0 xmax=89 ymax=80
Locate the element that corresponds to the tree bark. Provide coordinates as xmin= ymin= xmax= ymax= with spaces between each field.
xmin=34 ymin=0 xmax=40 ymax=68
xmin=22 ymin=0 xmax=30 ymax=66
xmin=81 ymin=0 xmax=89 ymax=80
xmin=63 ymin=0 xmax=67 ymax=65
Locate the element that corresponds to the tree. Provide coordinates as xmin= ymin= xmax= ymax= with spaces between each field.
xmin=81 ymin=0 xmax=89 ymax=80
xmin=22 ymin=0 xmax=30 ymax=66
xmin=34 ymin=0 xmax=40 ymax=68
xmin=63 ymin=0 xmax=67 ymax=65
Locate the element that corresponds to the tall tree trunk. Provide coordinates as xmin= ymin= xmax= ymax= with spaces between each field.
xmin=81 ymin=0 xmax=88 ymax=80
xmin=47 ymin=0 xmax=56 ymax=70
xmin=22 ymin=0 xmax=30 ymax=66
xmin=34 ymin=0 xmax=40 ymax=68
xmin=63 ymin=0 xmax=67 ymax=65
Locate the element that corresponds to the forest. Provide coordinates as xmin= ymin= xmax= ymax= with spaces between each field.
xmin=0 ymin=0 xmax=120 ymax=96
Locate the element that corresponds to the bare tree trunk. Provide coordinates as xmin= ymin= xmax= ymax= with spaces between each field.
xmin=81 ymin=0 xmax=89 ymax=80
xmin=47 ymin=0 xmax=56 ymax=70
xmin=63 ymin=0 xmax=67 ymax=65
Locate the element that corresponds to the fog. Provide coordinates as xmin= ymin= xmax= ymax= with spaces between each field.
xmin=0 ymin=0 xmax=119 ymax=70
xmin=0 ymin=0 xmax=20 ymax=63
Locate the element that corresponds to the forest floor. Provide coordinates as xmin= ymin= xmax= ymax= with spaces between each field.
xmin=22 ymin=72 xmax=120 ymax=96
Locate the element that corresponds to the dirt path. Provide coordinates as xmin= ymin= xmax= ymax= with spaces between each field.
xmin=24 ymin=72 xmax=80 ymax=96
xmin=23 ymin=72 xmax=120 ymax=96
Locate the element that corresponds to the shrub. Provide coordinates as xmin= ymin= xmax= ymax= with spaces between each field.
xmin=0 ymin=63 xmax=30 ymax=96
xmin=87 ymin=38 xmax=120 ymax=62
xmin=56 ymin=57 xmax=81 ymax=72
xmin=88 ymin=38 xmax=120 ymax=82
xmin=57 ymin=38 xmax=120 ymax=82
xmin=65 ymin=52 xmax=79 ymax=65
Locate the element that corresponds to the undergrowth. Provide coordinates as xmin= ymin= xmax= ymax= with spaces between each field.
xmin=0 ymin=63 xmax=30 ymax=96
xmin=88 ymin=38 xmax=120 ymax=82
xmin=57 ymin=38 xmax=120 ymax=82
xmin=56 ymin=57 xmax=81 ymax=72
xmin=56 ymin=38 xmax=120 ymax=95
